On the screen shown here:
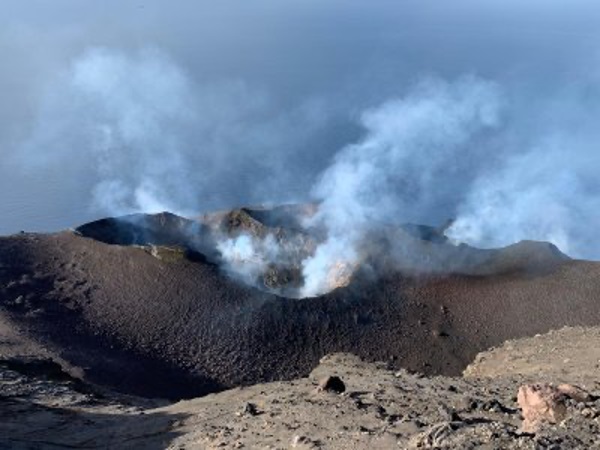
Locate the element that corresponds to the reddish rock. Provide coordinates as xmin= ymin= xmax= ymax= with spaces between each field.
xmin=517 ymin=384 xmax=567 ymax=432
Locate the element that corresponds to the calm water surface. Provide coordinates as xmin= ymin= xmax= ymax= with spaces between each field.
xmin=0 ymin=168 xmax=97 ymax=235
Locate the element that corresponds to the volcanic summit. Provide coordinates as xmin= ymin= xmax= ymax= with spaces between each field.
xmin=1 ymin=204 xmax=597 ymax=401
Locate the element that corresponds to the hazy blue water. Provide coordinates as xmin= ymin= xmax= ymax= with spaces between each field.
xmin=0 ymin=167 xmax=98 ymax=236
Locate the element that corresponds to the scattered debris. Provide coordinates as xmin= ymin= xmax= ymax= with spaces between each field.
xmin=410 ymin=421 xmax=461 ymax=448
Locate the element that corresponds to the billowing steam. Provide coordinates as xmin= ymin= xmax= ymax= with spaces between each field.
xmin=12 ymin=46 xmax=600 ymax=297
xmin=300 ymin=77 xmax=502 ymax=296
xmin=15 ymin=47 xmax=331 ymax=219
xmin=17 ymin=48 xmax=197 ymax=215
xmin=217 ymin=233 xmax=281 ymax=286
xmin=299 ymin=74 xmax=600 ymax=294
xmin=447 ymin=139 xmax=600 ymax=259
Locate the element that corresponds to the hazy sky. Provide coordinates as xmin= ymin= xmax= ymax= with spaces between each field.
xmin=2 ymin=1 xmax=600 ymax=259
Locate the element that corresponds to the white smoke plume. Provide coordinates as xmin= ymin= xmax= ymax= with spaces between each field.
xmin=217 ymin=233 xmax=282 ymax=286
xmin=17 ymin=47 xmax=196 ymax=215
xmin=300 ymin=70 xmax=600 ymax=297
xmin=301 ymin=77 xmax=502 ymax=296
xmin=446 ymin=76 xmax=600 ymax=260
xmin=14 ymin=47 xmax=332 ymax=222
xmin=9 ymin=45 xmax=600 ymax=298
xmin=448 ymin=137 xmax=600 ymax=259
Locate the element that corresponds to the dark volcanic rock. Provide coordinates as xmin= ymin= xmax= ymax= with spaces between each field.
xmin=317 ymin=375 xmax=346 ymax=393
xmin=75 ymin=212 xmax=198 ymax=246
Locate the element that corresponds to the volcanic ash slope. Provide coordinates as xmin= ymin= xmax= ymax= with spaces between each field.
xmin=1 ymin=207 xmax=600 ymax=401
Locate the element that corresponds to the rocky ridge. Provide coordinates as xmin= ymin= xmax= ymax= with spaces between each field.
xmin=2 ymin=327 xmax=600 ymax=449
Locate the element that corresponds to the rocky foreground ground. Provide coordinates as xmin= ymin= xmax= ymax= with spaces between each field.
xmin=2 ymin=326 xmax=600 ymax=449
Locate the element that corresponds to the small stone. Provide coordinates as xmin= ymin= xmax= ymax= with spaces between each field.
xmin=291 ymin=435 xmax=319 ymax=448
xmin=581 ymin=408 xmax=596 ymax=418
xmin=317 ymin=376 xmax=345 ymax=393
xmin=240 ymin=402 xmax=259 ymax=416
xmin=481 ymin=399 xmax=514 ymax=414
xmin=438 ymin=404 xmax=461 ymax=422
xmin=557 ymin=384 xmax=592 ymax=403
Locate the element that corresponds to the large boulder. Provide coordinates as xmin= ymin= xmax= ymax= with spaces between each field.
xmin=517 ymin=384 xmax=567 ymax=432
